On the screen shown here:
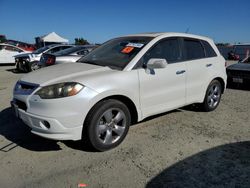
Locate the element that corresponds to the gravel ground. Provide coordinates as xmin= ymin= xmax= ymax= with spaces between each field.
xmin=0 ymin=65 xmax=250 ymax=188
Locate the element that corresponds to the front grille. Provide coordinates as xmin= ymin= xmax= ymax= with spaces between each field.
xmin=15 ymin=99 xmax=27 ymax=111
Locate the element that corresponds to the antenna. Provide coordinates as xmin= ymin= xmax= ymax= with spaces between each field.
xmin=185 ymin=27 xmax=190 ymax=33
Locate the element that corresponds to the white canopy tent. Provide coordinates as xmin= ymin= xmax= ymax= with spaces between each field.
xmin=35 ymin=32 xmax=69 ymax=47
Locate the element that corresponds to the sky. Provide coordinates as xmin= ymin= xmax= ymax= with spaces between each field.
xmin=0 ymin=0 xmax=250 ymax=44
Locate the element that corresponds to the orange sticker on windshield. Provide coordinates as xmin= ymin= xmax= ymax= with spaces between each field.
xmin=121 ymin=46 xmax=134 ymax=54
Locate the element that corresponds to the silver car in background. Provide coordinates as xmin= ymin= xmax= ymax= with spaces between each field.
xmin=38 ymin=45 xmax=98 ymax=68
xmin=15 ymin=44 xmax=74 ymax=72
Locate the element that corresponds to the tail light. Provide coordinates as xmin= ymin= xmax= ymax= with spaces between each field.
xmin=46 ymin=56 xmax=55 ymax=66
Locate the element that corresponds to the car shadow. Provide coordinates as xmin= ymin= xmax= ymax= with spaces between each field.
xmin=63 ymin=140 xmax=97 ymax=152
xmin=6 ymin=68 xmax=25 ymax=74
xmin=63 ymin=110 xmax=182 ymax=152
xmin=0 ymin=107 xmax=98 ymax=152
xmin=137 ymin=109 xmax=181 ymax=125
xmin=146 ymin=141 xmax=250 ymax=188
xmin=0 ymin=107 xmax=61 ymax=152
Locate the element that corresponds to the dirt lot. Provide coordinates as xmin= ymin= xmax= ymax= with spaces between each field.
xmin=0 ymin=65 xmax=250 ymax=188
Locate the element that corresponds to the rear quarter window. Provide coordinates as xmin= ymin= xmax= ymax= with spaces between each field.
xmin=184 ymin=39 xmax=205 ymax=60
xmin=202 ymin=40 xmax=217 ymax=58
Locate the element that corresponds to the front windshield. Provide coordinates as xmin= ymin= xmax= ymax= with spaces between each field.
xmin=78 ymin=36 xmax=153 ymax=70
xmin=53 ymin=46 xmax=83 ymax=56
xmin=33 ymin=46 xmax=50 ymax=54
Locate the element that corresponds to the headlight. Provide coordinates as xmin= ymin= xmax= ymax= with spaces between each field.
xmin=35 ymin=82 xmax=84 ymax=99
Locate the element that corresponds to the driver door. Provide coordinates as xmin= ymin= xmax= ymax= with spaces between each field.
xmin=138 ymin=37 xmax=186 ymax=118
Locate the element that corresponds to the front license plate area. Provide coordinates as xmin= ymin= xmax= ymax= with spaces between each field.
xmin=233 ymin=77 xmax=243 ymax=83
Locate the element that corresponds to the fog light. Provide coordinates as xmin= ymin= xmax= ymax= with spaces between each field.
xmin=43 ymin=121 xmax=50 ymax=129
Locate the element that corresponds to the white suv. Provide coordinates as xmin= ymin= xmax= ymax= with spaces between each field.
xmin=11 ymin=32 xmax=227 ymax=151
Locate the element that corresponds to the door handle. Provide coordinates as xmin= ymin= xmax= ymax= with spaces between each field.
xmin=206 ymin=64 xmax=212 ymax=67
xmin=176 ymin=70 xmax=186 ymax=75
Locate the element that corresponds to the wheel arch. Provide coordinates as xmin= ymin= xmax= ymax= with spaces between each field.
xmin=213 ymin=77 xmax=226 ymax=94
xmin=85 ymin=94 xmax=139 ymax=126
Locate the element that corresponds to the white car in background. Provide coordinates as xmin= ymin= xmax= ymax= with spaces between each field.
xmin=0 ymin=43 xmax=28 ymax=64
xmin=12 ymin=32 xmax=227 ymax=151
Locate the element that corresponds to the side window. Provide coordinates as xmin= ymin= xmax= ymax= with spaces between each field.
xmin=184 ymin=39 xmax=205 ymax=60
xmin=61 ymin=46 xmax=71 ymax=51
xmin=202 ymin=40 xmax=217 ymax=57
xmin=142 ymin=38 xmax=182 ymax=65
xmin=77 ymin=49 xmax=89 ymax=56
xmin=47 ymin=47 xmax=61 ymax=54
xmin=5 ymin=46 xmax=22 ymax=52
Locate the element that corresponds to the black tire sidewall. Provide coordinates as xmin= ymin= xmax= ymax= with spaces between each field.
xmin=85 ymin=99 xmax=131 ymax=151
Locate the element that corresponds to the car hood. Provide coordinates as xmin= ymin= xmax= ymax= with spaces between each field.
xmin=14 ymin=52 xmax=40 ymax=58
xmin=14 ymin=52 xmax=32 ymax=58
xmin=227 ymin=63 xmax=250 ymax=71
xmin=20 ymin=63 xmax=112 ymax=86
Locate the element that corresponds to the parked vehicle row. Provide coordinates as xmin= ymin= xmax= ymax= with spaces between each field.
xmin=11 ymin=32 xmax=227 ymax=151
xmin=38 ymin=45 xmax=97 ymax=68
xmin=15 ymin=44 xmax=74 ymax=72
xmin=14 ymin=44 xmax=97 ymax=72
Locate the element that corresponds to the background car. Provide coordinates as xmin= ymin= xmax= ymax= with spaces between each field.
xmin=15 ymin=44 xmax=74 ymax=72
xmin=226 ymin=56 xmax=250 ymax=85
xmin=233 ymin=44 xmax=250 ymax=60
xmin=0 ymin=43 xmax=28 ymax=64
xmin=38 ymin=45 xmax=98 ymax=68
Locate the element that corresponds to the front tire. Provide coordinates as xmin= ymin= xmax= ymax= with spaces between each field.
xmin=84 ymin=99 xmax=131 ymax=151
xmin=29 ymin=61 xmax=40 ymax=72
xmin=201 ymin=80 xmax=222 ymax=112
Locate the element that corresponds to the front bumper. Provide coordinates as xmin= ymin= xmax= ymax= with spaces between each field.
xmin=11 ymin=100 xmax=82 ymax=140
xmin=11 ymin=86 xmax=99 ymax=141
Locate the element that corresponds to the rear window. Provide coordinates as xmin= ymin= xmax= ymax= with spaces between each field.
xmin=202 ymin=41 xmax=217 ymax=57
xmin=184 ymin=39 xmax=205 ymax=60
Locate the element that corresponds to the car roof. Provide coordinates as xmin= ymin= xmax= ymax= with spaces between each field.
xmin=124 ymin=32 xmax=212 ymax=41
xmin=0 ymin=43 xmax=26 ymax=50
xmin=46 ymin=44 xmax=74 ymax=48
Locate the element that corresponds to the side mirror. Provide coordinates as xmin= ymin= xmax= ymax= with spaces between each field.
xmin=146 ymin=58 xmax=167 ymax=70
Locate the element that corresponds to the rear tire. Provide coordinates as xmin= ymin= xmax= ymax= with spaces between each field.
xmin=83 ymin=99 xmax=131 ymax=151
xmin=201 ymin=80 xmax=222 ymax=112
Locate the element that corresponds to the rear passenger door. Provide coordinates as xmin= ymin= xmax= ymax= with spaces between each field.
xmin=138 ymin=37 xmax=186 ymax=117
xmin=183 ymin=38 xmax=217 ymax=104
